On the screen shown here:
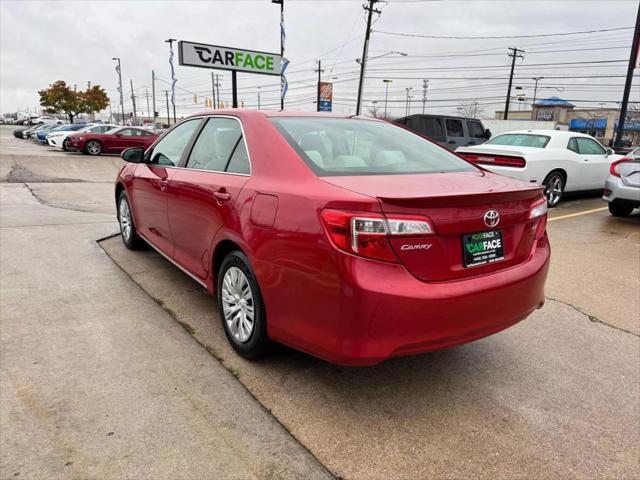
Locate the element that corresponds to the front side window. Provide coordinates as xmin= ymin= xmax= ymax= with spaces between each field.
xmin=445 ymin=119 xmax=464 ymax=138
xmin=186 ymin=117 xmax=249 ymax=174
xmin=420 ymin=117 xmax=445 ymax=141
xmin=149 ymin=119 xmax=201 ymax=166
xmin=486 ymin=134 xmax=550 ymax=148
xmin=271 ymin=117 xmax=477 ymax=176
xmin=576 ymin=137 xmax=605 ymax=155
xmin=118 ymin=129 xmax=139 ymax=137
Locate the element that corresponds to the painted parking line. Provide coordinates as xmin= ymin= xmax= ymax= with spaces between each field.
xmin=548 ymin=207 xmax=608 ymax=222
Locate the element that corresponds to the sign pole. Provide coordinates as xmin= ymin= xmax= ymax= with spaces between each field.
xmin=232 ymin=71 xmax=238 ymax=108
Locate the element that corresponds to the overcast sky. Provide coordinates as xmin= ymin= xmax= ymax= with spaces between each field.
xmin=1 ymin=0 xmax=638 ymax=119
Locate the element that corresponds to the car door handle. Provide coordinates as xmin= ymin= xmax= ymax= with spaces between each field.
xmin=583 ymin=158 xmax=589 ymax=162
xmin=448 ymin=140 xmax=456 ymax=144
xmin=213 ymin=190 xmax=232 ymax=204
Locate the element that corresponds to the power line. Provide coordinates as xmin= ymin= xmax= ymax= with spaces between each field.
xmin=374 ymin=26 xmax=633 ymax=40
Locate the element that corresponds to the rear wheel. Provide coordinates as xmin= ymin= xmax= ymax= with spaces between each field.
xmin=543 ymin=171 xmax=565 ymax=208
xmin=608 ymin=199 xmax=635 ymax=217
xmin=217 ymin=251 xmax=268 ymax=360
xmin=85 ymin=140 xmax=102 ymax=156
xmin=118 ymin=191 xmax=144 ymax=249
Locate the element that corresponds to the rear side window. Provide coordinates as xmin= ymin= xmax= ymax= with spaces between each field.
xmin=486 ymin=134 xmax=550 ymax=148
xmin=149 ymin=119 xmax=201 ymax=166
xmin=271 ymin=117 xmax=476 ymax=176
xmin=186 ymin=117 xmax=250 ymax=174
xmin=567 ymin=138 xmax=579 ymax=153
xmin=576 ymin=137 xmax=605 ymax=155
xmin=445 ymin=119 xmax=464 ymax=138
xmin=466 ymin=121 xmax=486 ymax=139
xmin=420 ymin=117 xmax=445 ymax=141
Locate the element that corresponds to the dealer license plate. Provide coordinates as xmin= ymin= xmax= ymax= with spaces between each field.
xmin=462 ymin=230 xmax=505 ymax=268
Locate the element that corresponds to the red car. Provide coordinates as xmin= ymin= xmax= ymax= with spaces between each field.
xmin=115 ymin=111 xmax=550 ymax=366
xmin=67 ymin=126 xmax=158 ymax=155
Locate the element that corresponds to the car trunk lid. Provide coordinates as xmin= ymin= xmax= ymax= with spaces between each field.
xmin=322 ymin=171 xmax=544 ymax=281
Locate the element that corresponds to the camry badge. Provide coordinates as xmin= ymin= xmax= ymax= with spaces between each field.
xmin=400 ymin=244 xmax=432 ymax=251
xmin=484 ymin=210 xmax=500 ymax=228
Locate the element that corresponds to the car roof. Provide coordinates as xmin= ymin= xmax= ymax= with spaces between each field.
xmin=181 ymin=109 xmax=386 ymax=121
xmin=495 ymin=129 xmax=593 ymax=139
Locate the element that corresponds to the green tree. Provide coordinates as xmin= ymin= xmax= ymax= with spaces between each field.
xmin=38 ymin=81 xmax=109 ymax=123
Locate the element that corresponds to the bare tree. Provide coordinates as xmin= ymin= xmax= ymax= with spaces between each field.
xmin=367 ymin=103 xmax=385 ymax=118
xmin=456 ymin=100 xmax=485 ymax=119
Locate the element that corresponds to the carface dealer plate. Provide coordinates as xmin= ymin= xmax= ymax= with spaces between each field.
xmin=462 ymin=230 xmax=504 ymax=268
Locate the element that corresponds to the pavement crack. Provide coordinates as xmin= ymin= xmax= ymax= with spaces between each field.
xmin=545 ymin=296 xmax=639 ymax=337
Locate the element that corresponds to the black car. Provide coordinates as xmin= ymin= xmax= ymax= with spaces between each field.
xmin=13 ymin=128 xmax=26 ymax=139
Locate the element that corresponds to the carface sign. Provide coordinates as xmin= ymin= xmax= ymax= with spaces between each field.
xmin=319 ymin=82 xmax=333 ymax=112
xmin=178 ymin=41 xmax=282 ymax=76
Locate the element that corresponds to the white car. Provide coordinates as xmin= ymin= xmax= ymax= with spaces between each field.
xmin=456 ymin=130 xmax=621 ymax=207
xmin=48 ymin=124 xmax=119 ymax=150
xmin=30 ymin=116 xmax=63 ymax=125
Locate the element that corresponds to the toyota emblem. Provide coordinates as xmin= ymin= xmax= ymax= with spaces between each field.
xmin=484 ymin=210 xmax=500 ymax=228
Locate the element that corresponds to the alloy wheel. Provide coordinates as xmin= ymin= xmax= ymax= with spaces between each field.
xmin=86 ymin=141 xmax=101 ymax=155
xmin=221 ymin=267 xmax=255 ymax=343
xmin=545 ymin=175 xmax=563 ymax=207
xmin=119 ymin=198 xmax=132 ymax=243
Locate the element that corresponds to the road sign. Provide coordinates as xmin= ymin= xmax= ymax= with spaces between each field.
xmin=319 ymin=82 xmax=333 ymax=112
xmin=178 ymin=41 xmax=282 ymax=76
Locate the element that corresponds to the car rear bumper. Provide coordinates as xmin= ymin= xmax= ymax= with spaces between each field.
xmin=268 ymin=234 xmax=550 ymax=366
xmin=603 ymin=175 xmax=640 ymax=204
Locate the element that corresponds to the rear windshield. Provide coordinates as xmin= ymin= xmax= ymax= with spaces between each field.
xmin=271 ymin=117 xmax=476 ymax=176
xmin=486 ymin=134 xmax=550 ymax=148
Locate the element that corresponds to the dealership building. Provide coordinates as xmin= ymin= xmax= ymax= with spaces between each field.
xmin=494 ymin=96 xmax=640 ymax=146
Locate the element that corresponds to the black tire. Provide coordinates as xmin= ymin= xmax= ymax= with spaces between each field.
xmin=542 ymin=171 xmax=565 ymax=208
xmin=217 ymin=251 xmax=268 ymax=360
xmin=85 ymin=140 xmax=102 ymax=156
xmin=608 ymin=199 xmax=634 ymax=217
xmin=62 ymin=138 xmax=70 ymax=151
xmin=117 ymin=191 xmax=144 ymax=250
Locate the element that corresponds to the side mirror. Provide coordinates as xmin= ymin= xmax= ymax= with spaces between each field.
xmin=121 ymin=146 xmax=145 ymax=163
xmin=606 ymin=148 xmax=614 ymax=157
xmin=484 ymin=129 xmax=492 ymax=139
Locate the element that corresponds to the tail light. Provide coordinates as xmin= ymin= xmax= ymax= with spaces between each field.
xmin=320 ymin=210 xmax=434 ymax=263
xmin=459 ymin=153 xmax=526 ymax=168
xmin=529 ymin=197 xmax=548 ymax=240
xmin=610 ymin=157 xmax=632 ymax=177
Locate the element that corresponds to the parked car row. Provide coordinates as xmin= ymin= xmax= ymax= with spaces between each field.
xmin=12 ymin=123 xmax=160 ymax=155
xmin=393 ymin=115 xmax=638 ymax=216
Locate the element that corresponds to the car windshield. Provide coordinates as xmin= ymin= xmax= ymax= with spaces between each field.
xmin=271 ymin=117 xmax=477 ymax=176
xmin=485 ymin=134 xmax=550 ymax=148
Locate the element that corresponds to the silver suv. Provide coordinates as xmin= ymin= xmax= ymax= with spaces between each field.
xmin=603 ymin=147 xmax=640 ymax=217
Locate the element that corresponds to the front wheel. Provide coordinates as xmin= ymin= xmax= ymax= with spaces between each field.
xmin=608 ymin=199 xmax=635 ymax=217
xmin=543 ymin=172 xmax=565 ymax=208
xmin=62 ymin=138 xmax=70 ymax=151
xmin=118 ymin=191 xmax=144 ymax=249
xmin=217 ymin=251 xmax=268 ymax=360
xmin=85 ymin=140 xmax=102 ymax=156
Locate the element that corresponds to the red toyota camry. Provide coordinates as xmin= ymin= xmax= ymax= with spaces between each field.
xmin=115 ymin=110 xmax=550 ymax=366
xmin=67 ymin=126 xmax=158 ymax=155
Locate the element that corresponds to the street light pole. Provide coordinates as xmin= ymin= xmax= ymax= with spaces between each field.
xmin=383 ymin=79 xmax=392 ymax=118
xmin=405 ymin=87 xmax=413 ymax=116
xmin=112 ymin=57 xmax=125 ymax=125
xmin=531 ymin=76 xmax=543 ymax=119
xmin=165 ymin=38 xmax=177 ymax=123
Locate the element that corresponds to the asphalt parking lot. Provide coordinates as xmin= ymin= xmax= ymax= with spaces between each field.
xmin=1 ymin=125 xmax=638 ymax=479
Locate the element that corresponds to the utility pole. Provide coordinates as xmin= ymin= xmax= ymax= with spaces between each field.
xmin=383 ymin=79 xmax=392 ymax=118
xmin=257 ymin=87 xmax=261 ymax=110
xmin=145 ymin=89 xmax=150 ymax=123
xmin=113 ymin=58 xmax=125 ymax=125
xmin=531 ymin=76 xmax=543 ymax=119
xmin=614 ymin=2 xmax=640 ymax=148
xmin=152 ymin=70 xmax=157 ymax=125
xmin=504 ymin=47 xmax=524 ymax=120
xmin=164 ymin=91 xmax=170 ymax=125
xmin=130 ymin=79 xmax=137 ymax=125
xmin=405 ymin=87 xmax=413 ymax=116
xmin=355 ymin=0 xmax=382 ymax=116
xmin=211 ymin=72 xmax=216 ymax=108
xmin=315 ymin=60 xmax=324 ymax=112
xmin=422 ymin=79 xmax=429 ymax=114
xmin=87 ymin=81 xmax=91 ymax=89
